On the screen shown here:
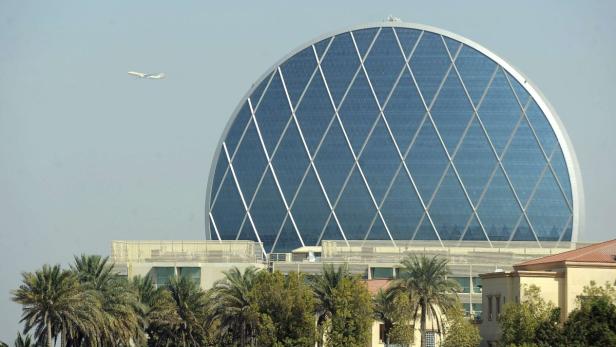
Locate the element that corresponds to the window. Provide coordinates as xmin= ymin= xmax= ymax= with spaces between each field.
xmin=488 ymin=295 xmax=493 ymax=321
xmin=379 ymin=323 xmax=386 ymax=343
xmin=426 ymin=331 xmax=436 ymax=347
xmin=371 ymin=267 xmax=394 ymax=279
xmin=178 ymin=267 xmax=201 ymax=284
xmin=452 ymin=276 xmax=470 ymax=293
xmin=496 ymin=295 xmax=501 ymax=317
xmin=472 ymin=277 xmax=482 ymax=293
xmin=472 ymin=303 xmax=482 ymax=318
xmin=153 ymin=267 xmax=175 ymax=288
xmin=463 ymin=303 xmax=471 ymax=316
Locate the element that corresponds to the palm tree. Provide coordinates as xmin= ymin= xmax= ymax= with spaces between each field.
xmin=373 ymin=289 xmax=397 ymax=347
xmin=72 ymin=254 xmax=144 ymax=346
xmin=14 ymin=332 xmax=34 ymax=347
xmin=152 ymin=275 xmax=212 ymax=347
xmin=390 ymin=255 xmax=459 ymax=347
xmin=12 ymin=264 xmax=100 ymax=347
xmin=131 ymin=275 xmax=179 ymax=345
xmin=212 ymin=266 xmax=260 ymax=347
xmin=307 ymin=264 xmax=350 ymax=347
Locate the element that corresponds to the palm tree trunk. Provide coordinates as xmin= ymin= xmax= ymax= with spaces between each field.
xmin=420 ymin=299 xmax=426 ymax=347
xmin=241 ymin=321 xmax=246 ymax=347
xmin=45 ymin=313 xmax=53 ymax=347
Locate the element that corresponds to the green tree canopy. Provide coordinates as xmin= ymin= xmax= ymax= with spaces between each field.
xmin=72 ymin=254 xmax=144 ymax=346
xmin=212 ymin=266 xmax=261 ymax=347
xmin=498 ymin=284 xmax=557 ymax=347
xmin=250 ymin=271 xmax=316 ymax=347
xmin=442 ymin=303 xmax=481 ymax=347
xmin=307 ymin=264 xmax=351 ymax=347
xmin=327 ymin=276 xmax=373 ymax=347
xmin=12 ymin=264 xmax=100 ymax=347
xmin=390 ymin=255 xmax=459 ymax=347
xmin=563 ymin=281 xmax=616 ymax=346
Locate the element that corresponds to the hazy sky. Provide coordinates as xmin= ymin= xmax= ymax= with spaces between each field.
xmin=1 ymin=0 xmax=614 ymax=341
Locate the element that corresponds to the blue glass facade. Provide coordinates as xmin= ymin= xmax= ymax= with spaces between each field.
xmin=207 ymin=24 xmax=579 ymax=254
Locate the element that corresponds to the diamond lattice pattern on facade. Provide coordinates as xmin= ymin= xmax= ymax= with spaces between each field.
xmin=208 ymin=26 xmax=574 ymax=254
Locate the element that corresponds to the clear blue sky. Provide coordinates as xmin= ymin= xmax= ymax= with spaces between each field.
xmin=1 ymin=0 xmax=614 ymax=341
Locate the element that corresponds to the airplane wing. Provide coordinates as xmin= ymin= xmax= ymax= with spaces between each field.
xmin=128 ymin=71 xmax=146 ymax=78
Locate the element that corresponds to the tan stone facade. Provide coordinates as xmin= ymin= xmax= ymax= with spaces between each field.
xmin=479 ymin=240 xmax=616 ymax=346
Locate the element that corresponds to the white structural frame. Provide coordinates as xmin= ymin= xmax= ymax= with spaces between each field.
xmin=205 ymin=21 xmax=584 ymax=248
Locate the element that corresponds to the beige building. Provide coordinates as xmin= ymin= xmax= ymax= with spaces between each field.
xmin=111 ymin=240 xmax=267 ymax=289
xmin=479 ymin=239 xmax=616 ymax=346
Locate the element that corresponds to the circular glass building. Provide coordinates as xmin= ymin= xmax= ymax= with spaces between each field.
xmin=206 ymin=22 xmax=583 ymax=254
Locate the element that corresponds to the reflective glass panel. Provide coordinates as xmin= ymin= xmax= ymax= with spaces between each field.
xmin=511 ymin=217 xmax=537 ymax=242
xmin=295 ymin=72 xmax=335 ymax=155
xmin=380 ymin=170 xmax=424 ymax=240
xmin=232 ymin=120 xmax=268 ymax=202
xmin=225 ymin=102 xmax=252 ymax=157
xmin=477 ymin=168 xmax=523 ymax=241
xmin=463 ymin=214 xmax=487 ymax=241
xmin=249 ymin=71 xmax=273 ymax=111
xmin=429 ymin=167 xmax=472 ymax=240
xmin=364 ymin=27 xmax=407 ymax=104
xmin=502 ymin=119 xmax=548 ymax=206
xmin=338 ymin=69 xmax=380 ymax=153
xmin=525 ymin=100 xmax=558 ymax=156
xmin=383 ymin=70 xmax=425 ymax=151
xmin=359 ymin=119 xmax=401 ymax=203
xmin=479 ymin=68 xmax=523 ymax=156
xmin=272 ymin=217 xmax=302 ymax=253
xmin=211 ymin=152 xmax=228 ymax=200
xmin=526 ymin=170 xmax=571 ymax=241
xmin=560 ymin=218 xmax=573 ymax=242
xmin=406 ymin=121 xmax=449 ymax=202
xmin=211 ymin=173 xmax=245 ymax=240
xmin=454 ymin=118 xmax=496 ymax=205
xmin=335 ymin=168 xmax=376 ymax=240
xmin=455 ymin=45 xmax=496 ymax=107
xmin=254 ymin=72 xmax=292 ymax=153
xmin=351 ymin=28 xmax=378 ymax=59
xmin=237 ymin=219 xmax=259 ymax=242
xmin=281 ymin=46 xmax=317 ymax=108
xmin=314 ymin=120 xmax=355 ymax=201
xmin=271 ymin=121 xmax=309 ymax=201
xmin=413 ymin=215 xmax=440 ymax=241
xmin=366 ymin=214 xmax=393 ymax=242
xmin=409 ymin=32 xmax=451 ymax=105
xmin=430 ymin=69 xmax=474 ymax=153
xmin=291 ymin=168 xmax=332 ymax=246
xmin=443 ymin=37 xmax=461 ymax=56
xmin=313 ymin=38 xmax=331 ymax=61
xmin=505 ymin=72 xmax=530 ymax=106
xmin=320 ymin=32 xmax=361 ymax=106
xmin=320 ymin=215 xmax=345 ymax=242
xmin=249 ymin=169 xmax=287 ymax=250
xmin=550 ymin=147 xmax=573 ymax=205
xmin=393 ymin=28 xmax=421 ymax=58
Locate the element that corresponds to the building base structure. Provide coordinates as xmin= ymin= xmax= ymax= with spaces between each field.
xmin=479 ymin=239 xmax=616 ymax=347
xmin=111 ymin=239 xmax=583 ymax=346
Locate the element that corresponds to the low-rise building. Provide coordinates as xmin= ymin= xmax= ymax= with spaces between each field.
xmin=110 ymin=239 xmax=580 ymax=346
xmin=111 ymin=240 xmax=267 ymax=289
xmin=479 ymin=239 xmax=616 ymax=346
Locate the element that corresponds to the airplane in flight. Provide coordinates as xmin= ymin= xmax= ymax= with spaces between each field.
xmin=128 ymin=71 xmax=166 ymax=79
